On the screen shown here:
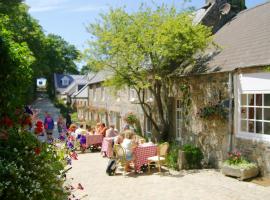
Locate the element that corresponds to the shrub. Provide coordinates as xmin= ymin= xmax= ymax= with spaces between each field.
xmin=0 ymin=128 xmax=67 ymax=200
xmin=54 ymin=99 xmax=72 ymax=116
xmin=183 ymin=144 xmax=203 ymax=169
xmin=166 ymin=142 xmax=180 ymax=170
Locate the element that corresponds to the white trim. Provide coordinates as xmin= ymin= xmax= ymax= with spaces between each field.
xmin=175 ymin=99 xmax=182 ymax=140
xmin=235 ymin=132 xmax=270 ymax=142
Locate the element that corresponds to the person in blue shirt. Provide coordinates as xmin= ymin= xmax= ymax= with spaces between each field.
xmin=44 ymin=112 xmax=54 ymax=142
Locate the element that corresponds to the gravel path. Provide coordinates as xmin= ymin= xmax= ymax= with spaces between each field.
xmin=67 ymin=152 xmax=270 ymax=200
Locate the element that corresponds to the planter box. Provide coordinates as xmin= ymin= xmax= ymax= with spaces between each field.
xmin=221 ymin=165 xmax=259 ymax=181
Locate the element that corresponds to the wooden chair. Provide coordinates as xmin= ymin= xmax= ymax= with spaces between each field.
xmin=147 ymin=142 xmax=169 ymax=173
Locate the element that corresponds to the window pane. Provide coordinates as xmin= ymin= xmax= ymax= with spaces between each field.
xmin=256 ymin=121 xmax=263 ymax=134
xmin=256 ymin=108 xmax=262 ymax=120
xmin=248 ymin=121 xmax=254 ymax=133
xmin=241 ymin=94 xmax=247 ymax=106
xmin=176 ymin=100 xmax=180 ymax=109
xmin=264 ymin=108 xmax=270 ymax=121
xmin=264 ymin=94 xmax=270 ymax=106
xmin=241 ymin=120 xmax=247 ymax=132
xmin=177 ymin=111 xmax=180 ymax=119
xmin=256 ymin=94 xmax=262 ymax=106
xmin=264 ymin=122 xmax=270 ymax=135
xmin=248 ymin=94 xmax=254 ymax=106
xmin=248 ymin=107 xmax=254 ymax=119
xmin=241 ymin=107 xmax=247 ymax=119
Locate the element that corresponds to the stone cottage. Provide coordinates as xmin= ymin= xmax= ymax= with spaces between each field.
xmin=173 ymin=1 xmax=270 ymax=175
xmin=72 ymin=70 xmax=146 ymax=132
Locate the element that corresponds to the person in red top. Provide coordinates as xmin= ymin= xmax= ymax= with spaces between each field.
xmin=98 ymin=123 xmax=107 ymax=137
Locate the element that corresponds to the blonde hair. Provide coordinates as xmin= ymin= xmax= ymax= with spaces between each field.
xmin=124 ymin=130 xmax=134 ymax=139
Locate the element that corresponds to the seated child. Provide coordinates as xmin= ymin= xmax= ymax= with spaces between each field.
xmin=121 ymin=130 xmax=138 ymax=172
xmin=80 ymin=130 xmax=87 ymax=153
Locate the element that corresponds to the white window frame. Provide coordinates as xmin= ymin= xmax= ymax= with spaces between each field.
xmin=235 ymin=73 xmax=270 ymax=142
xmin=176 ymin=99 xmax=183 ymax=141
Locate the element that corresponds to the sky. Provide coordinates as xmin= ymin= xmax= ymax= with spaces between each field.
xmin=25 ymin=0 xmax=267 ymax=64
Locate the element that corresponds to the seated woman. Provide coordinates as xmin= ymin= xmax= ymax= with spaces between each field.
xmin=121 ymin=130 xmax=138 ymax=172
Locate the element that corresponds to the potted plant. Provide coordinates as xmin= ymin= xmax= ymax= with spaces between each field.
xmin=221 ymin=151 xmax=259 ymax=181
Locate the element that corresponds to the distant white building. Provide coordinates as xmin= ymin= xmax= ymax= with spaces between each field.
xmin=36 ymin=78 xmax=47 ymax=91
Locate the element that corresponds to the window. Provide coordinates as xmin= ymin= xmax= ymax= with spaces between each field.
xmin=101 ymin=87 xmax=105 ymax=101
xmin=240 ymin=93 xmax=270 ymax=135
xmin=129 ymin=88 xmax=137 ymax=101
xmin=61 ymin=77 xmax=69 ymax=86
xmin=176 ymin=99 xmax=183 ymax=139
xmin=93 ymin=87 xmax=96 ymax=101
xmin=146 ymin=117 xmax=152 ymax=133
xmin=145 ymin=89 xmax=154 ymax=103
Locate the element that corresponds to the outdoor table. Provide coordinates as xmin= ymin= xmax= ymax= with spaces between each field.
xmin=85 ymin=134 xmax=103 ymax=148
xmin=134 ymin=143 xmax=157 ymax=172
xmin=101 ymin=137 xmax=114 ymax=158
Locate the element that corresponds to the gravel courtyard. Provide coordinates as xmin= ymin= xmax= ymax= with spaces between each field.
xmin=66 ymin=152 xmax=270 ymax=200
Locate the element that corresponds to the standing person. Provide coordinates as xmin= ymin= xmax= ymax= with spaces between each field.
xmin=57 ymin=115 xmax=64 ymax=136
xmin=98 ymin=123 xmax=107 ymax=137
xmin=105 ymin=125 xmax=117 ymax=138
xmin=44 ymin=112 xmax=54 ymax=142
xmin=66 ymin=112 xmax=72 ymax=129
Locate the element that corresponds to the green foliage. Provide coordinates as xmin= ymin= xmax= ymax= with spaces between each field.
xmin=225 ymin=151 xmax=248 ymax=165
xmin=0 ymin=16 xmax=34 ymax=114
xmin=223 ymin=151 xmax=257 ymax=169
xmin=85 ymin=4 xmax=213 ymax=139
xmin=54 ymin=99 xmax=72 ymax=116
xmin=0 ymin=128 xmax=67 ymax=200
xmin=198 ymin=104 xmax=228 ymax=120
xmin=71 ymin=112 xmax=78 ymax=123
xmin=123 ymin=112 xmax=138 ymax=125
xmin=0 ymin=1 xmax=79 ymax=114
xmin=183 ymin=144 xmax=203 ymax=169
xmin=166 ymin=142 xmax=180 ymax=170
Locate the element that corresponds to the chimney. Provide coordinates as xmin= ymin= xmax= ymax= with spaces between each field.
xmin=201 ymin=0 xmax=246 ymax=33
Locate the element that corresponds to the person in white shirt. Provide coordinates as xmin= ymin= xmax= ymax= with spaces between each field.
xmin=105 ymin=125 xmax=117 ymax=138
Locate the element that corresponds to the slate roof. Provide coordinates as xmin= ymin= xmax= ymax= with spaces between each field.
xmin=54 ymin=73 xmax=88 ymax=94
xmin=71 ymin=70 xmax=112 ymax=98
xmin=206 ymin=2 xmax=270 ymax=72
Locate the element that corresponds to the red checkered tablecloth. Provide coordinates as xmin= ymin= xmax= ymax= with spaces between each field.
xmin=134 ymin=144 xmax=157 ymax=172
xmin=101 ymin=137 xmax=114 ymax=158
xmin=86 ymin=134 xmax=103 ymax=148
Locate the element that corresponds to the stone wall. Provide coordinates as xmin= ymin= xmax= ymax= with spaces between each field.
xmin=172 ymin=72 xmax=231 ymax=168
xmin=87 ymin=83 xmax=145 ymax=133
xmin=235 ymin=138 xmax=270 ymax=176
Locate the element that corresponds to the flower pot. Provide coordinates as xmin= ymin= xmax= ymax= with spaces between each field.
xmin=221 ymin=164 xmax=259 ymax=181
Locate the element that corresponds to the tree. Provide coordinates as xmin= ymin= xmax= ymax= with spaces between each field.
xmin=0 ymin=16 xmax=34 ymax=114
xmin=0 ymin=1 xmax=80 ymax=100
xmin=85 ymin=5 xmax=212 ymax=140
xmin=80 ymin=64 xmax=91 ymax=75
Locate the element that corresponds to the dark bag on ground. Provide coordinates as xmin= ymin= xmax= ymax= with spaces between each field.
xmin=106 ymin=159 xmax=117 ymax=176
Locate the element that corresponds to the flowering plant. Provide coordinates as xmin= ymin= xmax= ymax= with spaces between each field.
xmin=0 ymin=126 xmax=67 ymax=199
xmin=226 ymin=151 xmax=243 ymax=165
xmin=123 ymin=112 xmax=138 ymax=125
